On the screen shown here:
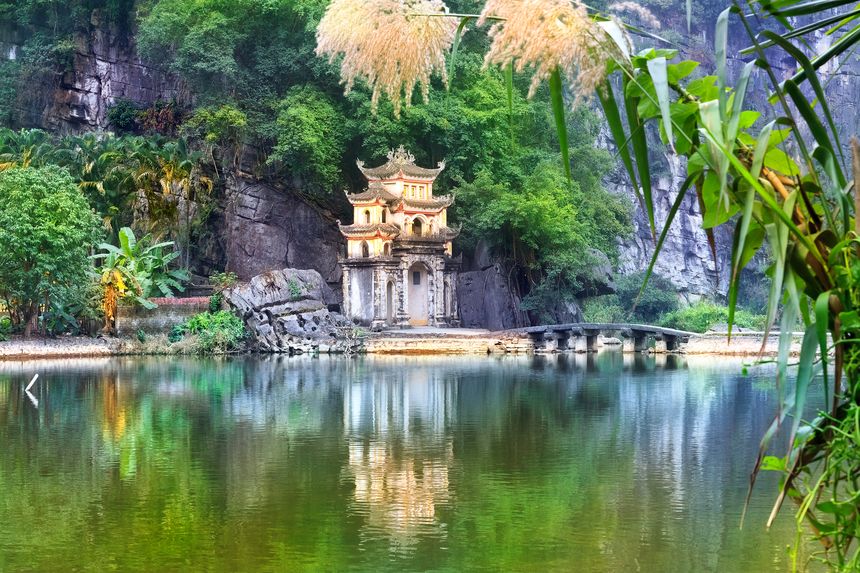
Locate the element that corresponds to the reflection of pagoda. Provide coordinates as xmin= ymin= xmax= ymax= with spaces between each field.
xmin=342 ymin=361 xmax=456 ymax=552
xmin=339 ymin=146 xmax=460 ymax=328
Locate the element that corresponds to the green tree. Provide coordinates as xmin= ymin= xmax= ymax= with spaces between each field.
xmin=0 ymin=166 xmax=101 ymax=336
xmin=268 ymin=86 xmax=349 ymax=189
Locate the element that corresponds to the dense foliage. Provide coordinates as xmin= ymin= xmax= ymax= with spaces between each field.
xmin=0 ymin=166 xmax=102 ymax=336
xmin=1 ymin=0 xmax=634 ymax=317
xmin=582 ymin=272 xmax=678 ymax=324
xmin=659 ymin=301 xmax=765 ymax=334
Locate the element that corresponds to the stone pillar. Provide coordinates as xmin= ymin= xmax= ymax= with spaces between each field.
xmin=574 ymin=336 xmax=588 ymax=353
xmin=586 ymin=334 xmax=599 ymax=352
xmin=341 ymin=265 xmax=351 ymax=320
xmin=654 ymin=338 xmax=667 ymax=353
xmin=397 ymin=263 xmax=410 ymax=328
xmin=430 ymin=258 xmax=442 ymax=327
xmin=622 ymin=336 xmax=635 ymax=353
xmin=665 ymin=335 xmax=679 ymax=352
xmin=543 ymin=333 xmax=558 ymax=352
xmin=370 ymin=267 xmax=385 ymax=331
xmin=449 ymin=271 xmax=461 ymax=327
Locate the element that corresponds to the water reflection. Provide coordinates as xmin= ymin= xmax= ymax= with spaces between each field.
xmin=0 ymin=353 xmax=819 ymax=572
xmin=343 ymin=361 xmax=456 ymax=554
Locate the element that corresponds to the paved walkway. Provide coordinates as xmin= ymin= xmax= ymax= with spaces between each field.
xmin=377 ymin=327 xmax=491 ymax=337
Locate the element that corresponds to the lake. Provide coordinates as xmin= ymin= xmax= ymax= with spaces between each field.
xmin=0 ymin=353 xmax=815 ymax=572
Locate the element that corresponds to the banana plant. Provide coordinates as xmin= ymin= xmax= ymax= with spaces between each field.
xmin=92 ymin=227 xmax=190 ymax=331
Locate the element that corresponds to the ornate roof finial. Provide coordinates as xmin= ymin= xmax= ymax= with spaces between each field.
xmin=387 ymin=145 xmax=415 ymax=165
xmin=357 ymin=145 xmax=445 ymax=181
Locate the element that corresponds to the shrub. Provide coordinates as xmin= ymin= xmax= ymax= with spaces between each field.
xmin=106 ymin=98 xmax=140 ymax=133
xmin=208 ymin=293 xmax=223 ymax=312
xmin=659 ymin=301 xmax=766 ymax=334
xmin=0 ymin=316 xmax=11 ymax=341
xmin=615 ymin=272 xmax=679 ymax=323
xmin=209 ymin=271 xmax=238 ymax=291
xmin=0 ymin=166 xmax=102 ymax=337
xmin=174 ymin=310 xmax=246 ymax=353
xmin=582 ymin=295 xmax=626 ymax=323
xmin=93 ymin=227 xmax=190 ymax=331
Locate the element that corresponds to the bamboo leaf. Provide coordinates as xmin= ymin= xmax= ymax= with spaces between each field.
xmin=549 ymin=68 xmax=571 ymax=181
xmin=623 ymin=75 xmax=655 ymax=239
xmin=740 ymin=8 xmax=860 ymax=53
xmin=716 ymin=8 xmax=731 ymax=119
xmin=778 ymin=21 xmax=860 ymax=92
xmin=763 ymin=31 xmax=846 ymax=169
xmin=699 ymin=128 xmax=825 ymax=263
xmin=814 ymin=290 xmax=831 ymax=405
xmin=790 ymin=323 xmax=819 ymax=451
xmin=447 ymin=16 xmax=472 ymax=88
xmin=646 ymin=56 xmax=675 ymax=152
xmin=764 ymin=0 xmax=857 ymax=18
xmin=728 ymin=184 xmax=758 ymax=339
xmin=784 ymin=80 xmax=846 ymax=186
xmin=727 ymin=61 xmax=755 ymax=146
xmin=598 ymin=80 xmax=641 ymax=200
xmin=640 ymin=173 xmax=696 ymax=303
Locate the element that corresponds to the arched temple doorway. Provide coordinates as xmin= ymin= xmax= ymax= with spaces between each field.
xmin=407 ymin=262 xmax=429 ymax=326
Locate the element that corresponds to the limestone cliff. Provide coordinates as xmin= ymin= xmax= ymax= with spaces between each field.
xmin=1 ymin=21 xmax=182 ymax=132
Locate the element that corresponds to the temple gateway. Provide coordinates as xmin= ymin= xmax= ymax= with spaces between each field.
xmin=339 ymin=146 xmax=460 ymax=328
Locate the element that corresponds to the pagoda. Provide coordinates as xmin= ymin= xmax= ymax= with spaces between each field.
xmin=339 ymin=146 xmax=460 ymax=328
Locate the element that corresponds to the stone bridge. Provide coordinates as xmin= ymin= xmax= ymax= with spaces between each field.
xmin=507 ymin=323 xmax=698 ymax=353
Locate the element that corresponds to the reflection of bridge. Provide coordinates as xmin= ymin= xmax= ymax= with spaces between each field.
xmin=508 ymin=323 xmax=698 ymax=353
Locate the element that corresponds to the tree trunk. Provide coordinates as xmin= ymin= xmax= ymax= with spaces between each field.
xmin=22 ymin=311 xmax=33 ymax=338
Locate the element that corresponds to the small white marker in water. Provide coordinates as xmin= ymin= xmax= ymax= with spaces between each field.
xmin=25 ymin=374 xmax=39 ymax=392
xmin=25 ymin=389 xmax=38 ymax=408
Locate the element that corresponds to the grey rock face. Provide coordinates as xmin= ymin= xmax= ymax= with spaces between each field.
xmin=224 ymin=177 xmax=346 ymax=294
xmin=224 ymin=268 xmax=357 ymax=353
xmin=457 ymin=265 xmax=529 ymax=330
xmin=608 ymin=153 xmax=732 ymax=302
xmin=2 ymin=24 xmax=182 ymax=132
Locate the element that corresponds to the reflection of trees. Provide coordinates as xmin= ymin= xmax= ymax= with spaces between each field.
xmin=0 ymin=354 xmax=816 ymax=572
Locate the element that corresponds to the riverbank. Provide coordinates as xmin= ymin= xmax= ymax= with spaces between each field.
xmin=0 ymin=330 xmax=805 ymax=360
xmin=0 ymin=336 xmax=118 ymax=360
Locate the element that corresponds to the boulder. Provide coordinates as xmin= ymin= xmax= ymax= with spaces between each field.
xmin=225 ymin=268 xmax=358 ymax=353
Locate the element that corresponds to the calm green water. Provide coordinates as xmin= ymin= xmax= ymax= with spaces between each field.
xmin=0 ymin=353 xmax=816 ymax=572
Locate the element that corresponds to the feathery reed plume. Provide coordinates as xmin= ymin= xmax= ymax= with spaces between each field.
xmin=608 ymin=2 xmax=660 ymax=29
xmin=479 ymin=0 xmax=616 ymax=102
xmin=316 ymin=0 xmax=457 ymax=117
